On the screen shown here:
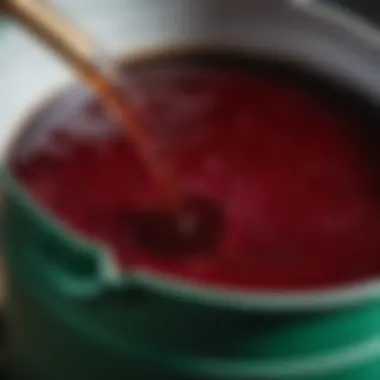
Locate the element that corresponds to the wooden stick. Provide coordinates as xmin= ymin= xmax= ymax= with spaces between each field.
xmin=4 ymin=0 xmax=184 ymax=212
xmin=4 ymin=0 xmax=102 ymax=78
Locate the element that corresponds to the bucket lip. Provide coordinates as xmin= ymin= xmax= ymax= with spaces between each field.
xmin=4 ymin=0 xmax=380 ymax=311
xmin=5 ymin=167 xmax=380 ymax=312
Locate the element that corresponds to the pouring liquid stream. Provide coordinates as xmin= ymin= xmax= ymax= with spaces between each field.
xmin=5 ymin=0 xmax=198 ymax=236
xmin=81 ymin=71 xmax=219 ymax=246
xmin=79 ymin=66 xmax=184 ymax=214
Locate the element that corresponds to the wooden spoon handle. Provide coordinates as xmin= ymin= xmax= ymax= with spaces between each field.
xmin=4 ymin=0 xmax=110 ymax=82
xmin=4 ymin=0 xmax=184 ymax=212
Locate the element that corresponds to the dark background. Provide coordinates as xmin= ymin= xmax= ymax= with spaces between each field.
xmin=324 ymin=0 xmax=380 ymax=26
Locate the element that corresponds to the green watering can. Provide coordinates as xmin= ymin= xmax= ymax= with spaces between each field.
xmin=2 ymin=0 xmax=380 ymax=379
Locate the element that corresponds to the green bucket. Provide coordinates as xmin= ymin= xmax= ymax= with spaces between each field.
xmin=4 ymin=171 xmax=380 ymax=380
xmin=3 ymin=1 xmax=380 ymax=379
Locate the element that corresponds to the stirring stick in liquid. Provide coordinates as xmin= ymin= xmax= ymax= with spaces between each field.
xmin=4 ymin=0 xmax=184 ymax=213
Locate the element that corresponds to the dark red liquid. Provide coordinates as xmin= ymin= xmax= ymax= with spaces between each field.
xmin=12 ymin=54 xmax=380 ymax=290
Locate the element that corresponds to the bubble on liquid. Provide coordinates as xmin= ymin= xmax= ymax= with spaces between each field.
xmin=125 ymin=196 xmax=225 ymax=255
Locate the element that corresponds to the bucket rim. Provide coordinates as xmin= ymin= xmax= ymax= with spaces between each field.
xmin=5 ymin=167 xmax=380 ymax=312
xmin=3 ymin=0 xmax=380 ymax=311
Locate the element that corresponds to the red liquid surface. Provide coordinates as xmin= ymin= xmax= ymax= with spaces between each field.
xmin=13 ymin=60 xmax=380 ymax=290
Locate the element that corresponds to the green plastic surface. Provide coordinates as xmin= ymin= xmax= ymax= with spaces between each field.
xmin=3 ymin=160 xmax=380 ymax=380
xmin=2 ymin=13 xmax=380 ymax=379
